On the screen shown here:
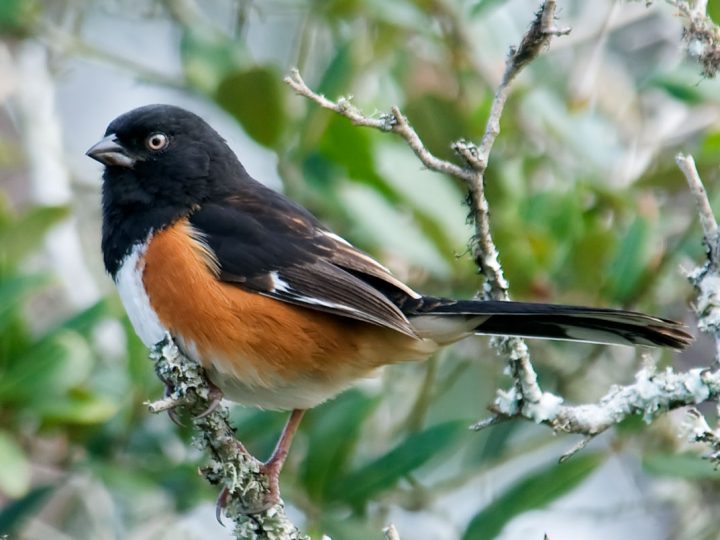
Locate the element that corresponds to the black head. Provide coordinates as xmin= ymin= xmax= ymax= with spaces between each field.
xmin=88 ymin=104 xmax=250 ymax=276
xmin=87 ymin=104 xmax=247 ymax=210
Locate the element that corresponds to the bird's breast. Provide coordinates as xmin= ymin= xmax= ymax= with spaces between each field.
xmin=115 ymin=219 xmax=437 ymax=410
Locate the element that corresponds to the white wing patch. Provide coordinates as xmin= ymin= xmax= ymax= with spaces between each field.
xmin=269 ymin=270 xmax=292 ymax=293
xmin=115 ymin=239 xmax=167 ymax=348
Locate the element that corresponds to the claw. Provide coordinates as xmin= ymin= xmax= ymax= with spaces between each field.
xmin=168 ymin=407 xmax=184 ymax=426
xmin=194 ymin=380 xmax=224 ymax=419
xmin=194 ymin=385 xmax=223 ymax=420
xmin=215 ymin=486 xmax=229 ymax=525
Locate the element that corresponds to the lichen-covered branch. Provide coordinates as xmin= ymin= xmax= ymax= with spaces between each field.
xmin=670 ymin=0 xmax=720 ymax=77
xmin=147 ymin=337 xmax=307 ymax=540
xmin=683 ymin=407 xmax=720 ymax=463
xmin=474 ymin=155 xmax=720 ymax=463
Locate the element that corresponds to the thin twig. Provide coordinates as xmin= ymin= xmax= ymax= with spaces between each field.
xmin=559 ymin=435 xmax=597 ymax=463
xmin=384 ymin=524 xmax=401 ymax=540
xmin=283 ymin=71 xmax=473 ymax=183
xmin=145 ymin=395 xmax=186 ymax=413
xmin=676 ymin=153 xmax=720 ymax=273
xmin=677 ymin=153 xmax=720 ymax=363
xmin=461 ymin=0 xmax=569 ymax=423
xmin=676 ymin=153 xmax=719 ymax=245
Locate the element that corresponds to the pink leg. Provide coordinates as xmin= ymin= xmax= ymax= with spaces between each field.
xmin=260 ymin=409 xmax=306 ymax=503
xmin=216 ymin=409 xmax=305 ymax=519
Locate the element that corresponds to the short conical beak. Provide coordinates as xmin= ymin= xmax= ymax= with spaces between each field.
xmin=86 ymin=135 xmax=135 ymax=168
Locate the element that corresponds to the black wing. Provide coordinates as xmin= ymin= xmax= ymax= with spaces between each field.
xmin=188 ymin=187 xmax=421 ymax=337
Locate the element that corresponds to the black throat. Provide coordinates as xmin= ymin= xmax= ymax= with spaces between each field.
xmin=101 ymin=199 xmax=186 ymax=279
xmin=100 ymin=163 xmax=200 ymax=278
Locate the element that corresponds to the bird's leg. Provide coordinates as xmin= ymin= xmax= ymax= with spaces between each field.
xmin=215 ymin=409 xmax=306 ymax=519
xmin=259 ymin=408 xmax=306 ymax=505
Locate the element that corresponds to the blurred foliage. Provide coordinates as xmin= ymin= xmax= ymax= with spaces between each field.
xmin=0 ymin=197 xmax=114 ymax=532
xmin=2 ymin=0 xmax=720 ymax=538
xmin=463 ymin=453 xmax=605 ymax=540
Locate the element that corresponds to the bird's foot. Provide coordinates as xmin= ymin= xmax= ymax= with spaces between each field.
xmin=214 ymin=456 xmax=282 ymax=522
xmin=194 ymin=380 xmax=223 ymax=419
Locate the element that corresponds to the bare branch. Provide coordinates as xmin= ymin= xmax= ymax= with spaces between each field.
xmin=384 ymin=524 xmax=401 ymax=540
xmin=476 ymin=0 xmax=570 ymax=172
xmin=677 ymin=154 xmax=720 ymax=362
xmin=283 ymin=69 xmax=473 ymax=183
xmin=460 ymin=0 xmax=570 ymax=299
xmin=676 ymin=153 xmax=719 ymax=262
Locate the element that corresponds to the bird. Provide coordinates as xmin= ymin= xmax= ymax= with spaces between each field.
xmin=87 ymin=104 xmax=692 ymax=512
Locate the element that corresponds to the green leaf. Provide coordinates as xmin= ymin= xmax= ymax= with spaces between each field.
xmin=647 ymin=74 xmax=705 ymax=105
xmin=0 ymin=484 xmax=53 ymax=535
xmin=0 ymin=0 xmax=36 ymax=36
xmin=319 ymin=115 xmax=382 ymax=186
xmin=0 ymin=431 xmax=30 ymax=498
xmin=301 ymin=390 xmax=379 ymax=502
xmin=318 ymin=42 xmax=355 ymax=98
xmin=603 ymin=216 xmax=650 ymax=303
xmin=643 ymin=453 xmax=720 ymax=479
xmin=404 ymin=94 xmax=477 ymax=160
xmin=710 ymin=1 xmax=720 ymax=24
xmin=477 ymin=421 xmax=517 ymax=463
xmin=39 ymin=390 xmax=118 ymax=425
xmin=470 ymin=0 xmax=507 ymax=17
xmin=463 ymin=453 xmax=605 ymax=540
xmin=330 ymin=420 xmax=467 ymax=506
xmin=180 ymin=27 xmax=246 ymax=93
xmin=0 ymin=205 xmax=69 ymax=265
xmin=216 ymin=67 xmax=286 ymax=148
xmin=0 ymin=330 xmax=93 ymax=404
xmin=318 ymin=117 xmax=458 ymax=265
xmin=48 ymin=299 xmax=109 ymax=339
xmin=698 ymin=131 xmax=720 ymax=165
xmin=0 ymin=274 xmax=48 ymax=332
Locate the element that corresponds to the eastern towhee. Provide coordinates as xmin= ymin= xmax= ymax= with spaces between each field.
xmin=87 ymin=104 xmax=692 ymax=510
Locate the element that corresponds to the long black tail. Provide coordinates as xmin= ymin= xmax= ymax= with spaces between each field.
xmin=407 ymin=298 xmax=693 ymax=349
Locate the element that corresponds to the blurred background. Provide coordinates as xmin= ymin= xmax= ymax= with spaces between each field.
xmin=1 ymin=0 xmax=720 ymax=538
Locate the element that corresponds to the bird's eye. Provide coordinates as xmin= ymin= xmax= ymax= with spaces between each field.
xmin=145 ymin=132 xmax=169 ymax=151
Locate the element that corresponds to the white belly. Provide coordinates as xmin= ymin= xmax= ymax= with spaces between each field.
xmin=204 ymin=362 xmax=379 ymax=410
xmin=114 ymin=240 xmax=167 ymax=348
